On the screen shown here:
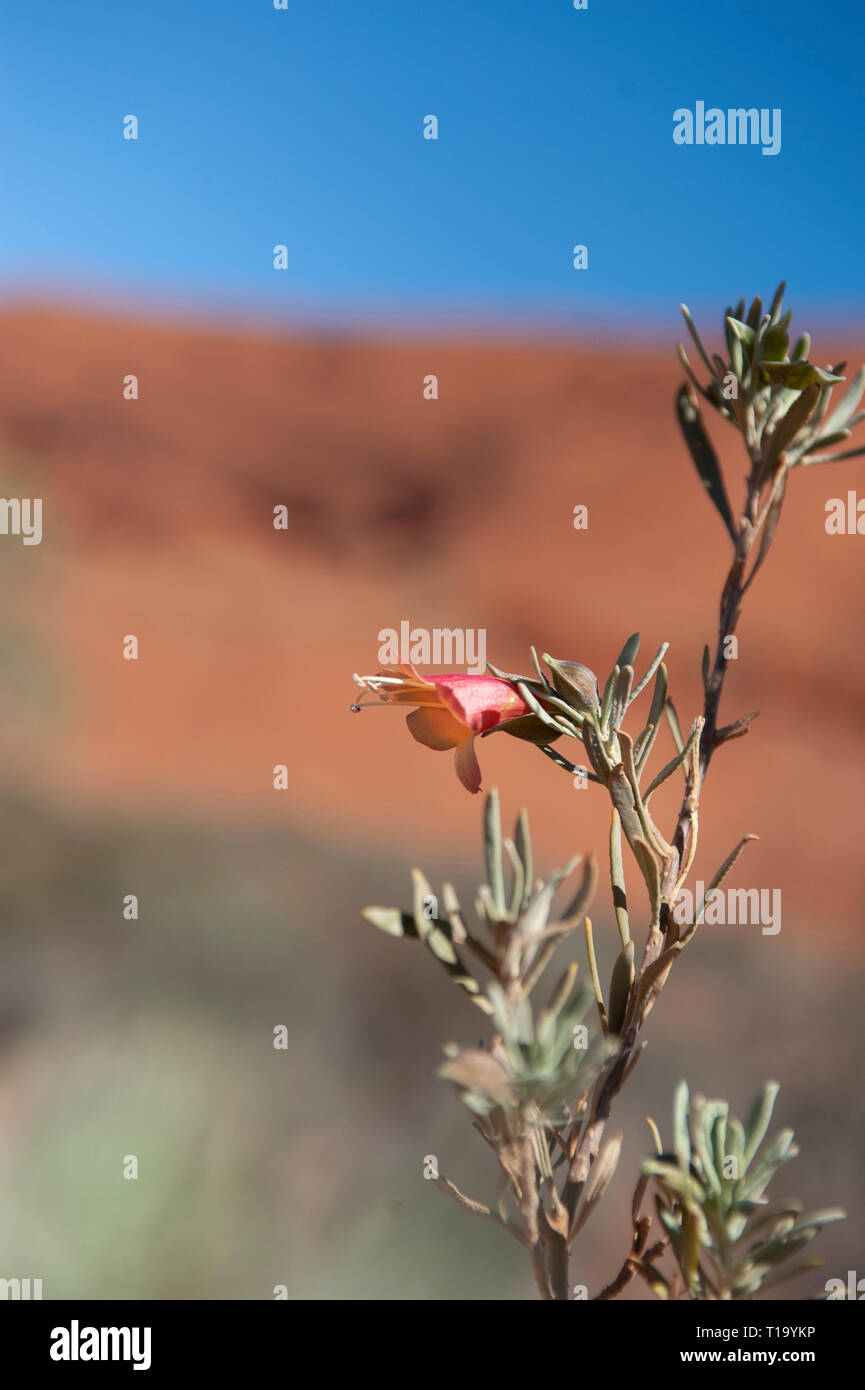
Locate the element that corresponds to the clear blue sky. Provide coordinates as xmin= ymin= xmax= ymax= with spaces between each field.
xmin=0 ymin=0 xmax=862 ymax=333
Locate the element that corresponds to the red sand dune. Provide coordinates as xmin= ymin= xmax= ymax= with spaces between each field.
xmin=0 ymin=304 xmax=862 ymax=946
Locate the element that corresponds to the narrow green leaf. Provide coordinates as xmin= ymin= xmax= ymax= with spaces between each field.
xmin=607 ymin=940 xmax=635 ymax=1034
xmin=676 ymin=385 xmax=737 ymax=544
xmin=514 ymin=808 xmax=533 ymax=911
xmin=738 ymin=1130 xmax=797 ymax=1200
xmin=599 ymin=666 xmax=617 ymax=734
xmin=484 ymin=789 xmax=506 ymax=914
xmin=609 ymin=663 xmax=634 ymax=734
xmin=760 ymin=361 xmax=845 ymax=389
xmin=767 ymin=281 xmax=786 ymax=324
xmin=643 ymin=719 xmax=701 ymax=800
xmin=609 ymin=807 xmax=630 ymax=947
xmin=583 ymin=917 xmax=608 ymax=1033
xmin=673 ymin=1080 xmax=691 ymax=1172
xmin=760 ymin=324 xmax=788 ymax=363
xmin=728 ymin=315 xmax=756 ymax=348
xmin=762 ymin=381 xmax=821 ymax=471
xmin=615 ymin=632 xmax=641 ymax=671
xmin=694 ymin=835 xmax=759 ymax=927
xmin=801 ymin=443 xmax=865 ymax=466
xmin=635 ymin=940 xmax=681 ymax=1013
xmin=693 ymin=1099 xmax=723 ymax=1196
xmin=631 ymin=642 xmax=669 ymax=703
xmin=680 ymin=304 xmax=717 ymax=379
xmin=664 ymin=698 xmax=684 ymax=754
xmin=631 ymin=836 xmax=661 ymax=929
xmin=800 ymin=428 xmax=851 ymax=455
xmin=582 ymin=718 xmax=612 ymax=785
xmin=635 ymin=663 xmax=668 ymax=775
xmin=608 ymin=766 xmax=645 ymax=850
xmin=743 ymin=1081 xmax=781 ymax=1168
xmin=711 ymin=1108 xmax=729 ymax=1189
xmin=726 ymin=1118 xmax=746 ymax=1176
xmin=560 ymin=854 xmax=598 ymax=927
xmin=503 ymin=838 xmax=525 ymax=921
xmin=362 ymin=906 xmax=414 ymax=938
xmin=821 ymin=364 xmax=865 ymax=436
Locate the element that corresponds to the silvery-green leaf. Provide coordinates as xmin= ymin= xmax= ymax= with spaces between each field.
xmin=609 ymin=663 xmax=634 ymax=734
xmin=767 ymin=280 xmax=786 ymax=324
xmin=801 ymin=443 xmax=865 ymax=466
xmin=635 ymin=664 xmax=668 ymax=774
xmin=536 ymin=962 xmax=580 ymax=1050
xmin=728 ymin=315 xmax=756 ymax=349
xmin=745 ymin=295 xmax=763 ymax=330
xmin=673 ymin=1079 xmax=691 ymax=1171
xmin=821 ymin=364 xmax=865 ymax=435
xmin=608 ymin=807 xmax=630 ymax=947
xmin=582 ymin=718 xmax=612 ymax=785
xmin=664 ymin=698 xmax=684 ymax=753
xmin=695 ymin=835 xmax=759 ymax=926
xmin=693 ymin=1099 xmax=723 ymax=1195
xmin=726 ymin=1118 xmax=746 ymax=1175
xmin=484 ymin=790 xmax=505 ymax=914
xmin=711 ymin=1109 xmax=729 ymax=1189
xmin=680 ymin=304 xmax=716 ymax=378
xmin=362 ymin=906 xmax=414 ymax=938
xmin=559 ymin=853 xmax=598 ymax=927
xmin=726 ymin=319 xmax=744 ymax=378
xmin=643 ymin=720 xmax=700 ymax=800
xmin=761 ymin=381 xmax=820 ymax=469
xmin=759 ymin=324 xmax=788 ymax=362
xmin=615 ymin=632 xmax=641 ymax=670
xmin=514 ymin=808 xmax=533 ymax=906
xmin=607 ymin=941 xmax=634 ymax=1034
xmin=631 ymin=642 xmax=669 ymax=703
xmin=676 ymin=385 xmax=737 ymax=544
xmin=743 ymin=1081 xmax=780 ymax=1167
xmin=759 ymin=361 xmax=844 ymax=389
xmin=800 ymin=428 xmax=851 ymax=456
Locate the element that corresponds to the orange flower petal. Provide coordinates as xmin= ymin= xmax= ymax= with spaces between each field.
xmin=454 ymin=735 xmax=482 ymax=794
xmin=406 ymin=706 xmax=465 ymax=751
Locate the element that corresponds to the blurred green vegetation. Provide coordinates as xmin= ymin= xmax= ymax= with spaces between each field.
xmin=0 ymin=794 xmax=861 ymax=1299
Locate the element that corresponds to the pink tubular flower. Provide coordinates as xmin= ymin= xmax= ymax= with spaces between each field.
xmin=351 ymin=664 xmax=531 ymax=793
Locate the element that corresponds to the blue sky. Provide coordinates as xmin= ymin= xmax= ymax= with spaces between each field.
xmin=0 ymin=0 xmax=862 ymax=333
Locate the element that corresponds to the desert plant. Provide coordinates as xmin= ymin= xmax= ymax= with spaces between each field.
xmin=351 ymin=284 xmax=854 ymax=1299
